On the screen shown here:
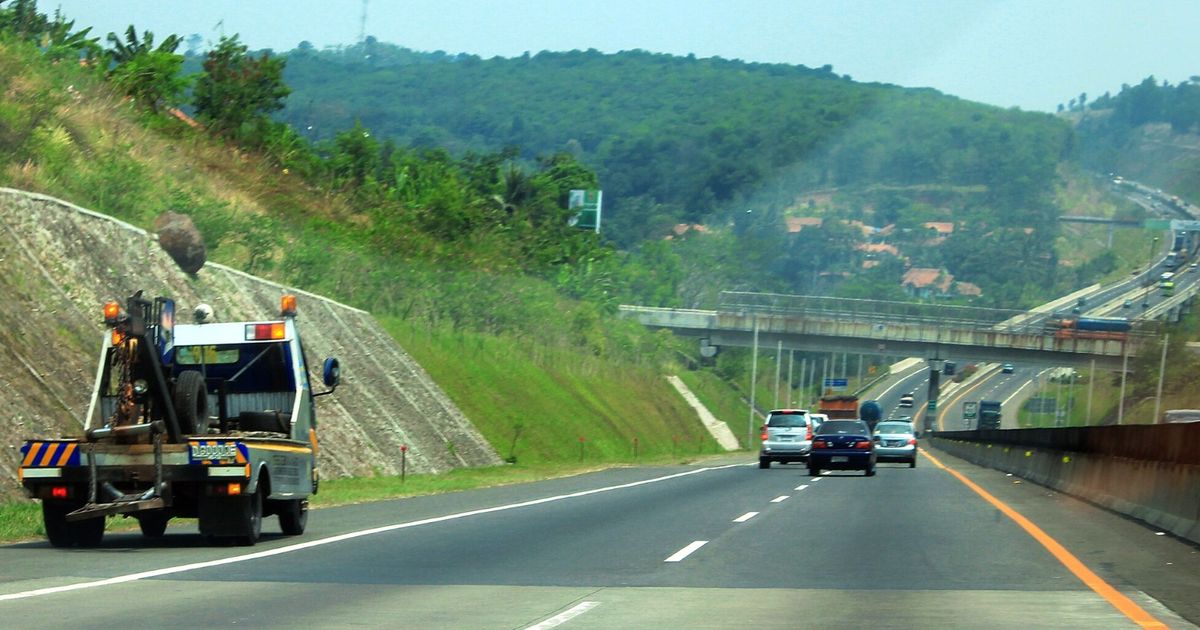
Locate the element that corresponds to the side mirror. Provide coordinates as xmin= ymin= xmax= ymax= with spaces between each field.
xmin=322 ymin=357 xmax=341 ymax=387
xmin=314 ymin=357 xmax=340 ymax=398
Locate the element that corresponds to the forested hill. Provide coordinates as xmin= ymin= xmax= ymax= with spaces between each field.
xmin=280 ymin=43 xmax=1072 ymax=249
xmin=1067 ymin=76 xmax=1200 ymax=203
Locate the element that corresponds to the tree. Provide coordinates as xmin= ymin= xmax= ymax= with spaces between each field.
xmin=105 ymin=25 xmax=181 ymax=63
xmin=193 ymin=35 xmax=291 ymax=140
xmin=331 ymin=120 xmax=380 ymax=188
xmin=104 ymin=25 xmax=187 ymax=113
xmin=107 ymin=50 xmax=189 ymax=112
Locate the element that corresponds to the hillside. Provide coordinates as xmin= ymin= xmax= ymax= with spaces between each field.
xmin=279 ymin=43 xmax=1079 ymax=306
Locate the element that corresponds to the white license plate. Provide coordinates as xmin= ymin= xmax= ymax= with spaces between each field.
xmin=831 ymin=456 xmax=849 ymax=463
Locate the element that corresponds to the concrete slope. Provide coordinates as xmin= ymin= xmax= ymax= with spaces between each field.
xmin=0 ymin=189 xmax=500 ymax=498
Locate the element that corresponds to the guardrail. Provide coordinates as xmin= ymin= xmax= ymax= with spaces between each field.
xmin=931 ymin=424 xmax=1200 ymax=544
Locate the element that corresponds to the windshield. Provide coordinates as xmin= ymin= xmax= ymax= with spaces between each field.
xmin=767 ymin=413 xmax=808 ymax=428
xmin=816 ymin=420 xmax=869 ymax=435
xmin=875 ymin=423 xmax=913 ymax=435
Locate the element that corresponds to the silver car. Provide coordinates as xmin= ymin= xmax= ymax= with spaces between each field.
xmin=872 ymin=421 xmax=917 ymax=467
xmin=758 ymin=409 xmax=813 ymax=469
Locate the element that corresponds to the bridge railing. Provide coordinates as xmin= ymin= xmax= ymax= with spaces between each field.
xmin=718 ymin=291 xmax=1038 ymax=333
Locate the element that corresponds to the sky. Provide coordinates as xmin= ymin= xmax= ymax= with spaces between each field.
xmin=44 ymin=0 xmax=1200 ymax=112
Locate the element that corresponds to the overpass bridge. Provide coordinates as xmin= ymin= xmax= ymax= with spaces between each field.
xmin=620 ymin=292 xmax=1156 ymax=370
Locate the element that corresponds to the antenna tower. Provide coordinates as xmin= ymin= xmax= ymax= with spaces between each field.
xmin=359 ymin=0 xmax=368 ymax=44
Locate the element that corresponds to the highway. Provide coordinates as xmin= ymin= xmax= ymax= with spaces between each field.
xmin=2 ymin=450 xmax=1196 ymax=628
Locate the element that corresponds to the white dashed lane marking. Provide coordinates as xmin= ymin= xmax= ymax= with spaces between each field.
xmin=665 ymin=540 xmax=709 ymax=562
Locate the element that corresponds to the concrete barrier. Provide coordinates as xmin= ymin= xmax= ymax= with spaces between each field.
xmin=932 ymin=424 xmax=1200 ymax=545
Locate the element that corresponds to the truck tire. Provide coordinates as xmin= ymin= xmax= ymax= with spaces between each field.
xmin=278 ymin=499 xmax=308 ymax=536
xmin=174 ymin=370 xmax=210 ymax=435
xmin=237 ymin=488 xmax=262 ymax=546
xmin=138 ymin=510 xmax=170 ymax=537
xmin=42 ymin=501 xmax=105 ymax=548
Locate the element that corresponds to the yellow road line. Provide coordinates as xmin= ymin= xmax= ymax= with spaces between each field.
xmin=920 ymin=448 xmax=1167 ymax=629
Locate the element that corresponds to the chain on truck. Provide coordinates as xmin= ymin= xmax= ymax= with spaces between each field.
xmin=17 ymin=291 xmax=341 ymax=547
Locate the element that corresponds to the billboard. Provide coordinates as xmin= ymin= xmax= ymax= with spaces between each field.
xmin=568 ymin=189 xmax=602 ymax=233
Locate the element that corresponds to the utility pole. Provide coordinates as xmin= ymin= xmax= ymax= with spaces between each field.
xmin=1153 ymin=333 xmax=1169 ymax=424
xmin=747 ymin=317 xmax=759 ymax=448
xmin=773 ymin=340 xmax=783 ymax=409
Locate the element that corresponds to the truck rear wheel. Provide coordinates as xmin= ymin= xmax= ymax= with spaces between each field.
xmin=42 ymin=501 xmax=105 ymax=548
xmin=174 ymin=370 xmax=210 ymax=435
xmin=237 ymin=488 xmax=262 ymax=546
xmin=137 ymin=510 xmax=170 ymax=537
xmin=278 ymin=499 xmax=308 ymax=535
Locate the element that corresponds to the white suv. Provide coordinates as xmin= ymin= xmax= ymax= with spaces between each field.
xmin=898 ymin=393 xmax=915 ymax=408
xmin=759 ymin=409 xmax=814 ymax=469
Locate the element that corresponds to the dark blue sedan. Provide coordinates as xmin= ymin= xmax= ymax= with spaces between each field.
xmin=808 ymin=419 xmax=876 ymax=476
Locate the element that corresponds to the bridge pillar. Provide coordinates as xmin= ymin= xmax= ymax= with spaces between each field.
xmin=926 ymin=359 xmax=944 ymax=434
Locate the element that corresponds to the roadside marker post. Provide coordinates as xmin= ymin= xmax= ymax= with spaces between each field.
xmin=400 ymin=444 xmax=407 ymax=483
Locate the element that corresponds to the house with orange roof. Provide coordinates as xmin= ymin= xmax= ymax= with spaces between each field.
xmin=901 ymin=267 xmax=955 ymax=299
xmin=923 ymin=222 xmax=954 ymax=236
xmin=786 ymin=217 xmax=822 ymax=233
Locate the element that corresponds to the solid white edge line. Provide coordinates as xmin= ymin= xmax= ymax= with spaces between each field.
xmin=811 ymin=477 xmax=823 ymax=481
xmin=0 ymin=464 xmax=744 ymax=602
xmin=733 ymin=512 xmax=758 ymax=522
xmin=794 ymin=484 xmax=809 ymax=491
xmin=524 ymin=601 xmax=601 ymax=630
xmin=770 ymin=495 xmax=789 ymax=503
xmin=665 ymin=540 xmax=709 ymax=562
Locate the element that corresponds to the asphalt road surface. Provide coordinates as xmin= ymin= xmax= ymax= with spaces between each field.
xmin=2 ymin=448 xmax=1197 ymax=629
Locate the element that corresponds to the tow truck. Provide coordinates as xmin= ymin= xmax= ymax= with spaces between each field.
xmin=17 ymin=291 xmax=340 ymax=547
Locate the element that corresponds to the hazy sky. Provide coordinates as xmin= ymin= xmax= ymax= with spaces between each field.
xmin=46 ymin=1 xmax=1198 ymax=112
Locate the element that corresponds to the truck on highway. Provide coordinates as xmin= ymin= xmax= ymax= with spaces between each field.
xmin=818 ymin=395 xmax=859 ymax=420
xmin=977 ymin=400 xmax=1002 ymax=430
xmin=17 ymin=292 xmax=341 ymax=547
xmin=1047 ymin=315 xmax=1132 ymax=341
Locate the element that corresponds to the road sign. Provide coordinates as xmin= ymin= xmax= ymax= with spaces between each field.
xmin=823 ymin=378 xmax=848 ymax=390
xmin=1144 ymin=219 xmax=1171 ymax=230
xmin=568 ymin=189 xmax=603 ymax=232
xmin=928 ymin=400 xmax=938 ymax=411
xmin=1171 ymin=219 xmax=1200 ymax=231
xmin=963 ymin=401 xmax=978 ymax=420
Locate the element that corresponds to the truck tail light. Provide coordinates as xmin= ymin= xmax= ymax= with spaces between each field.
xmin=51 ymin=486 xmax=69 ymax=499
xmin=227 ymin=482 xmax=242 ymax=496
xmin=245 ymin=323 xmax=286 ymax=340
